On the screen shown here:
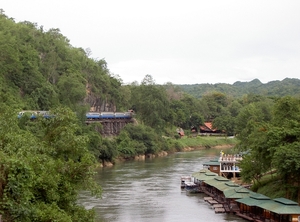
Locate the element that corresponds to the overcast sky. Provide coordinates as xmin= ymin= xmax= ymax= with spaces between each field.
xmin=2 ymin=1 xmax=300 ymax=85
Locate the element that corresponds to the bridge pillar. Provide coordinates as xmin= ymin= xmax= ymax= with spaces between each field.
xmin=85 ymin=119 xmax=133 ymax=136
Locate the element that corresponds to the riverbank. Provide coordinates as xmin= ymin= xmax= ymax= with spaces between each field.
xmin=178 ymin=136 xmax=237 ymax=150
xmin=182 ymin=144 xmax=234 ymax=152
xmin=100 ymin=137 xmax=237 ymax=167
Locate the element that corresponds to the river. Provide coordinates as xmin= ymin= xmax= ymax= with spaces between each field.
xmin=78 ymin=148 xmax=248 ymax=222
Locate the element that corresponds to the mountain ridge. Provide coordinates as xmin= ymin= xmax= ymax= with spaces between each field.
xmin=177 ymin=78 xmax=300 ymax=98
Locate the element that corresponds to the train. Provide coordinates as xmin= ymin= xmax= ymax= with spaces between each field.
xmin=18 ymin=110 xmax=52 ymax=119
xmin=86 ymin=112 xmax=133 ymax=120
xmin=18 ymin=110 xmax=133 ymax=120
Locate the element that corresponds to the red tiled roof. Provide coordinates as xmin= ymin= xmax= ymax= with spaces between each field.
xmin=204 ymin=122 xmax=213 ymax=130
xmin=179 ymin=131 xmax=185 ymax=136
xmin=200 ymin=122 xmax=217 ymax=132
xmin=199 ymin=125 xmax=208 ymax=130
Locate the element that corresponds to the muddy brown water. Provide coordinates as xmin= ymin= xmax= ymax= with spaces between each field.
xmin=78 ymin=149 xmax=247 ymax=222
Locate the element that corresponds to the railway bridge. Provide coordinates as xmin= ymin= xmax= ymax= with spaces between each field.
xmin=85 ymin=118 xmax=135 ymax=136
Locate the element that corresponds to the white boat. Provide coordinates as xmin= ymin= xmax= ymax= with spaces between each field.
xmin=180 ymin=176 xmax=192 ymax=189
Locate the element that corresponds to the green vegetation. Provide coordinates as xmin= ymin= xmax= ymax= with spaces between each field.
xmin=176 ymin=136 xmax=237 ymax=149
xmin=0 ymin=107 xmax=101 ymax=221
xmin=1 ymin=9 xmax=300 ymax=220
xmin=250 ymin=174 xmax=286 ymax=199
xmin=236 ymin=96 xmax=300 ymax=202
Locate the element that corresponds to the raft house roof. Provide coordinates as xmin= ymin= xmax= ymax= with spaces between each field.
xmin=203 ymin=176 xmax=251 ymax=194
xmin=202 ymin=158 xmax=220 ymax=166
xmin=192 ymin=169 xmax=300 ymax=217
xmin=223 ymin=186 xmax=254 ymax=199
xmin=192 ymin=169 xmax=218 ymax=181
xmin=236 ymin=194 xmax=300 ymax=214
xmin=256 ymin=198 xmax=300 ymax=214
xmin=204 ymin=176 xmax=229 ymax=187
xmin=236 ymin=193 xmax=271 ymax=206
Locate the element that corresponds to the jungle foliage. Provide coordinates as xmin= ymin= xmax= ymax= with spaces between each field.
xmin=0 ymin=107 xmax=101 ymax=222
xmin=236 ymin=96 xmax=300 ymax=202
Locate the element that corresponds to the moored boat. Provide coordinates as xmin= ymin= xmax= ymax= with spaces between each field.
xmin=180 ymin=175 xmax=192 ymax=189
xmin=184 ymin=181 xmax=200 ymax=193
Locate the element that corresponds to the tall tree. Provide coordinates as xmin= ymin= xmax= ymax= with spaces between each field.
xmin=130 ymin=75 xmax=170 ymax=131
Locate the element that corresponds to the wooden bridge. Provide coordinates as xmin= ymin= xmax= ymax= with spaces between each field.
xmin=85 ymin=118 xmax=135 ymax=136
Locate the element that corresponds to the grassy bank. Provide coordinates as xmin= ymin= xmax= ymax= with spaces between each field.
xmin=175 ymin=136 xmax=238 ymax=150
xmin=251 ymin=173 xmax=298 ymax=202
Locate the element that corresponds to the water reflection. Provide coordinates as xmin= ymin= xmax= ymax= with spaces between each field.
xmin=78 ymin=149 xmax=247 ymax=222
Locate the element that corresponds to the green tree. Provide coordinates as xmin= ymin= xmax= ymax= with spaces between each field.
xmin=0 ymin=107 xmax=101 ymax=221
xmin=268 ymin=97 xmax=300 ymax=201
xmin=236 ymin=96 xmax=300 ymax=201
xmin=201 ymin=92 xmax=229 ymax=120
xmin=235 ymin=100 xmax=273 ymax=150
xmin=190 ymin=112 xmax=204 ymax=131
xmin=118 ymin=124 xmax=161 ymax=155
xmin=57 ymin=73 xmax=86 ymax=107
xmin=213 ymin=114 xmax=235 ymax=136
xmin=130 ymin=75 xmax=170 ymax=131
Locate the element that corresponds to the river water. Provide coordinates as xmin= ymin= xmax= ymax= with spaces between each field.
xmin=78 ymin=148 xmax=247 ymax=222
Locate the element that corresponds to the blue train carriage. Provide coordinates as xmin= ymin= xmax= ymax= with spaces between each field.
xmin=114 ymin=112 xmax=126 ymax=119
xmin=18 ymin=110 xmax=52 ymax=119
xmin=86 ymin=112 xmax=116 ymax=120
xmin=114 ymin=112 xmax=133 ymax=119
xmin=100 ymin=112 xmax=115 ymax=119
xmin=86 ymin=111 xmax=133 ymax=120
xmin=18 ymin=110 xmax=35 ymax=119
xmin=18 ymin=110 xmax=40 ymax=119
xmin=37 ymin=111 xmax=52 ymax=119
xmin=86 ymin=112 xmax=101 ymax=120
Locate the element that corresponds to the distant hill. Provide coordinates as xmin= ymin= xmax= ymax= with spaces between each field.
xmin=177 ymin=78 xmax=300 ymax=98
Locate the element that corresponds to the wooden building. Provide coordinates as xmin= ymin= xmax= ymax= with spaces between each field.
xmin=236 ymin=196 xmax=300 ymax=222
xmin=203 ymin=152 xmax=243 ymax=179
xmin=199 ymin=122 xmax=224 ymax=135
xmin=191 ymin=168 xmax=300 ymax=221
xmin=203 ymin=158 xmax=220 ymax=175
xmin=219 ymin=153 xmax=242 ymax=179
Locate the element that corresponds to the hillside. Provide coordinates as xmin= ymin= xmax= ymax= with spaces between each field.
xmin=178 ymin=78 xmax=300 ymax=98
xmin=0 ymin=12 xmax=126 ymax=113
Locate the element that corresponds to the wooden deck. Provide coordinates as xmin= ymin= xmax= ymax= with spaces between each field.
xmin=212 ymin=204 xmax=223 ymax=208
xmin=207 ymin=199 xmax=218 ymax=205
xmin=215 ymin=207 xmax=226 ymax=213
xmin=204 ymin=197 xmax=213 ymax=201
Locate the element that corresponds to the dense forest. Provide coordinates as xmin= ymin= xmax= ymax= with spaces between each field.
xmin=1 ymin=10 xmax=300 ymax=221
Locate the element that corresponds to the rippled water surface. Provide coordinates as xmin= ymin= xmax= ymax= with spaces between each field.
xmin=78 ymin=149 xmax=247 ymax=222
